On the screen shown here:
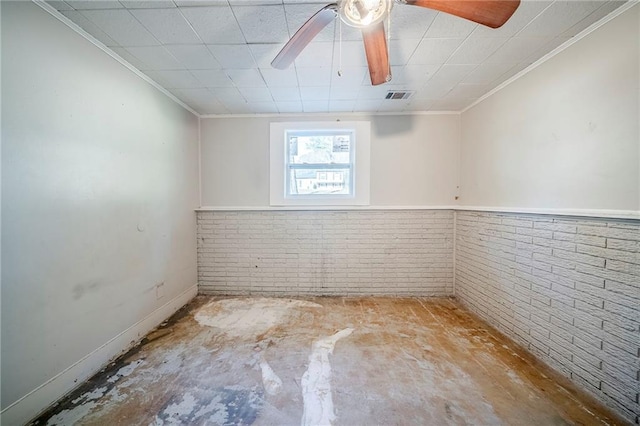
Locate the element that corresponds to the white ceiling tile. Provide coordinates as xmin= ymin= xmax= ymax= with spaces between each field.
xmin=191 ymin=69 xmax=234 ymax=87
xmin=518 ymin=1 xmax=603 ymax=37
xmin=294 ymin=42 xmax=333 ymax=68
xmin=260 ymin=67 xmax=298 ymax=87
xmin=249 ymin=43 xmax=285 ymax=68
xmin=229 ymin=0 xmax=281 ymax=5
xmin=65 ymin=0 xmax=617 ymax=115
xmin=378 ymin=99 xmax=410 ymax=111
xmin=413 ymin=82 xmax=450 ymax=100
xmin=285 ymin=4 xmax=337 ymax=43
xmin=249 ymin=102 xmax=279 ymax=113
xmin=60 ymin=10 xmax=119 ymax=46
xmin=427 ymin=64 xmax=475 ymax=87
xmin=330 ymin=67 xmax=367 ymax=87
xmin=447 ymin=37 xmax=508 ymax=64
xmin=484 ymin=37 xmax=551 ymax=63
xmin=174 ymin=0 xmax=228 ymax=6
xmin=391 ymin=64 xmax=439 ymax=87
xmin=357 ymin=85 xmax=391 ymax=100
xmin=472 ymin=1 xmax=553 ymax=37
xmin=445 ymin=84 xmax=490 ymax=100
xmin=171 ymin=88 xmax=224 ymax=113
xmin=121 ymin=1 xmax=176 ymax=8
xmin=522 ymin=36 xmax=572 ymax=65
xmin=165 ymin=44 xmax=221 ymax=69
xmin=111 ymin=46 xmax=150 ymax=69
xmin=300 ymin=86 xmax=330 ymax=101
xmin=66 ymin=1 xmax=124 ymax=10
xmin=82 ymin=9 xmax=159 ymax=46
xmin=225 ymin=68 xmax=266 ymax=87
xmin=354 ymin=99 xmax=382 ymax=112
xmin=199 ymin=100 xmax=232 ymax=115
xmin=232 ymin=5 xmax=289 ymax=43
xmin=125 ymin=46 xmax=184 ymax=69
xmin=336 ymin=20 xmax=366 ymax=41
xmin=388 ymin=4 xmax=438 ymax=40
xmin=302 ymin=101 xmax=329 ymax=113
xmin=213 ymin=87 xmax=251 ymax=112
xmin=130 ymin=8 xmax=200 ymax=44
xmin=196 ymin=100 xmax=229 ymax=115
xmin=238 ymin=87 xmax=273 ymax=102
xmin=145 ymin=69 xmax=202 ymax=88
xmin=406 ymin=98 xmax=434 ymax=111
xmin=388 ymin=39 xmax=421 ymax=66
xmin=561 ymin=1 xmax=627 ymax=38
xmin=332 ymin=41 xmax=367 ymax=68
xmin=47 ymin=1 xmax=74 ymax=11
xmin=212 ymin=87 xmax=245 ymax=102
xmin=430 ymin=98 xmax=474 ymax=111
xmin=270 ymin=87 xmax=300 ymax=102
xmin=219 ymin=99 xmax=252 ymax=113
xmin=208 ymin=44 xmax=257 ymax=68
xmin=296 ymin=67 xmax=331 ymax=87
xmin=171 ymin=87 xmax=213 ymax=102
xmin=462 ymin=62 xmax=517 ymax=85
xmin=329 ymin=86 xmax=360 ymax=101
xmin=180 ymin=6 xmax=245 ymax=44
xmin=408 ymin=38 xmax=463 ymax=65
xmin=424 ymin=12 xmax=478 ymax=38
xmin=276 ymin=101 xmax=303 ymax=113
xmin=490 ymin=62 xmax=530 ymax=86
xmin=328 ymin=100 xmax=356 ymax=112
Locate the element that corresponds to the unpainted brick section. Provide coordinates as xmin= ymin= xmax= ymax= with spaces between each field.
xmin=455 ymin=211 xmax=640 ymax=425
xmin=197 ymin=210 xmax=454 ymax=296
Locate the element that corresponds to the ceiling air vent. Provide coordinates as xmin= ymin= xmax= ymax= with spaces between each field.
xmin=385 ymin=91 xmax=414 ymax=100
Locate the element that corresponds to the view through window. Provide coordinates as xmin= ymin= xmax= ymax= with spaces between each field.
xmin=286 ymin=130 xmax=354 ymax=197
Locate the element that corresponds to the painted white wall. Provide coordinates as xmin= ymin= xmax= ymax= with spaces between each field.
xmin=200 ymin=114 xmax=461 ymax=207
xmin=460 ymin=5 xmax=640 ymax=213
xmin=1 ymin=2 xmax=199 ymax=423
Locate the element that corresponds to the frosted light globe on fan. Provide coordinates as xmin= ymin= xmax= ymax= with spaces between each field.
xmin=339 ymin=0 xmax=392 ymax=28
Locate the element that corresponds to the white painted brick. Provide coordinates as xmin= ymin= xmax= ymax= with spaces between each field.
xmin=197 ymin=210 xmax=454 ymax=296
xmin=554 ymin=232 xmax=606 ymax=248
xmin=535 ymin=222 xmax=577 ymax=233
xmin=455 ymin=211 xmax=640 ymax=425
xmin=606 ymin=238 xmax=639 ymax=253
xmin=578 ymin=225 xmax=640 ymax=241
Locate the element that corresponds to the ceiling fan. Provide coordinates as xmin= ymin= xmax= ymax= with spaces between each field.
xmin=272 ymin=0 xmax=521 ymax=86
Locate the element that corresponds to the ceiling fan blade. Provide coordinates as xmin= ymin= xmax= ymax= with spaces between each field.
xmin=404 ymin=0 xmax=520 ymax=28
xmin=271 ymin=3 xmax=338 ymax=69
xmin=362 ymin=22 xmax=391 ymax=86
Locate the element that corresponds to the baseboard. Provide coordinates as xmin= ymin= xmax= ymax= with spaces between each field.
xmin=0 ymin=284 xmax=198 ymax=426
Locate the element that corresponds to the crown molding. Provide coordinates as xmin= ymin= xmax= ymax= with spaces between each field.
xmin=461 ymin=0 xmax=639 ymax=114
xmin=31 ymin=0 xmax=199 ymax=117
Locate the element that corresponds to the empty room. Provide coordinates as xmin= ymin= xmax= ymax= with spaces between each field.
xmin=1 ymin=0 xmax=639 ymax=424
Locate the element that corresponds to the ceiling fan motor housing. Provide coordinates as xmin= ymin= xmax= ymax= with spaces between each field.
xmin=339 ymin=0 xmax=393 ymax=28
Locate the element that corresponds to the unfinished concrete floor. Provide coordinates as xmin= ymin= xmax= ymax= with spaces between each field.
xmin=34 ymin=296 xmax=625 ymax=425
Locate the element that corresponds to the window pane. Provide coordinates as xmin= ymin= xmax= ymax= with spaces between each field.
xmin=288 ymin=134 xmax=351 ymax=165
xmin=288 ymin=168 xmax=351 ymax=195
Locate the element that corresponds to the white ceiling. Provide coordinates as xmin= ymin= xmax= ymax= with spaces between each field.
xmin=46 ymin=0 xmax=627 ymax=115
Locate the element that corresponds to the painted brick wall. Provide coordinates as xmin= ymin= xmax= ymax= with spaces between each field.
xmin=197 ymin=210 xmax=453 ymax=296
xmin=455 ymin=211 xmax=640 ymax=424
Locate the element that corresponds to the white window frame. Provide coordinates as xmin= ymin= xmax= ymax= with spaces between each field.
xmin=270 ymin=121 xmax=371 ymax=206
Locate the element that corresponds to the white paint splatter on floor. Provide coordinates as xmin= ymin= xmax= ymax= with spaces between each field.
xmin=108 ymin=359 xmax=145 ymax=383
xmin=301 ymin=328 xmax=354 ymax=426
xmin=260 ymin=357 xmax=283 ymax=396
xmin=194 ymin=298 xmax=321 ymax=337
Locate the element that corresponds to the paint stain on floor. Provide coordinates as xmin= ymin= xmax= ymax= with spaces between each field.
xmin=32 ymin=296 xmax=627 ymax=426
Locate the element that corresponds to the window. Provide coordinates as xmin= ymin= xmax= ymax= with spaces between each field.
xmin=270 ymin=122 xmax=370 ymax=206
